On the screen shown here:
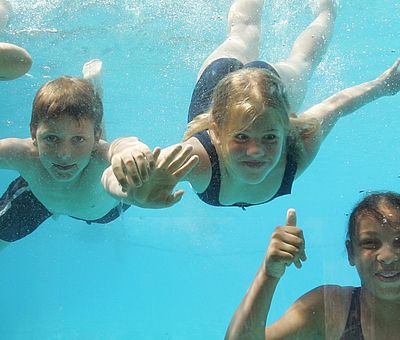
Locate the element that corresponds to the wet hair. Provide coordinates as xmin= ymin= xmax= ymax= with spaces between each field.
xmin=30 ymin=76 xmax=103 ymax=132
xmin=347 ymin=191 xmax=400 ymax=246
xmin=183 ymin=68 xmax=318 ymax=162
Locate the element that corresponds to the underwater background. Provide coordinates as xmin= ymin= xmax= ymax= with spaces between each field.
xmin=0 ymin=0 xmax=399 ymax=338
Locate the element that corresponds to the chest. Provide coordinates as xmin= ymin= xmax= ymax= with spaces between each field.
xmin=20 ymin=163 xmax=118 ymax=220
xmin=218 ymin=161 xmax=288 ymax=205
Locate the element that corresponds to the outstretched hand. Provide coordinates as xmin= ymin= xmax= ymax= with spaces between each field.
xmin=263 ymin=209 xmax=307 ymax=279
xmin=377 ymin=58 xmax=400 ymax=96
xmin=103 ymin=144 xmax=199 ymax=209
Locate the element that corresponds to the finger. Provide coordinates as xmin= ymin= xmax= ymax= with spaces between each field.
xmin=293 ymin=257 xmax=303 ymax=269
xmin=111 ymin=156 xmax=129 ymax=189
xmin=142 ymin=150 xmax=156 ymax=172
xmin=130 ymin=151 xmax=150 ymax=183
xmin=172 ymin=155 xmax=199 ymax=179
xmin=167 ymin=145 xmax=194 ymax=172
xmin=152 ymin=147 xmax=161 ymax=166
xmin=286 ymin=208 xmax=296 ymax=226
xmin=158 ymin=145 xmax=183 ymax=168
xmin=167 ymin=189 xmax=185 ymax=206
xmin=122 ymin=155 xmax=144 ymax=187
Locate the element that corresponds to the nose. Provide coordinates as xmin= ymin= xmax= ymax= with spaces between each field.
xmin=246 ymin=139 xmax=265 ymax=157
xmin=56 ymin=142 xmax=72 ymax=161
xmin=377 ymin=245 xmax=399 ymax=265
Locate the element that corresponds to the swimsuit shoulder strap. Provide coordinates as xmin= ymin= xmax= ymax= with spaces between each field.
xmin=193 ymin=131 xmax=223 ymax=206
xmin=339 ymin=287 xmax=365 ymax=340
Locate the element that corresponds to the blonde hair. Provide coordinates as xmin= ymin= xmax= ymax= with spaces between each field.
xmin=30 ymin=76 xmax=103 ymax=132
xmin=184 ymin=68 xmax=319 ymax=162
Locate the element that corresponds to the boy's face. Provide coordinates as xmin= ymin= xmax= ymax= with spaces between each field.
xmin=31 ymin=115 xmax=100 ymax=183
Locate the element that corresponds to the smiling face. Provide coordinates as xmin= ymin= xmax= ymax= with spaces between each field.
xmin=347 ymin=206 xmax=400 ymax=300
xmin=216 ymin=108 xmax=286 ymax=184
xmin=31 ymin=115 xmax=100 ymax=183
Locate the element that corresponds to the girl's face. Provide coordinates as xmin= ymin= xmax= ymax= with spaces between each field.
xmin=219 ymin=108 xmax=286 ymax=184
xmin=348 ymin=207 xmax=400 ymax=300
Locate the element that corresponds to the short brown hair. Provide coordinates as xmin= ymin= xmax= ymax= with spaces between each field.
xmin=30 ymin=76 xmax=103 ymax=131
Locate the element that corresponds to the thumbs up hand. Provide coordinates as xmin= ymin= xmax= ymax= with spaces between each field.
xmin=263 ymin=209 xmax=307 ymax=279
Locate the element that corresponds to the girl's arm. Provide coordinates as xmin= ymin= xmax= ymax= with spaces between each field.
xmin=225 ymin=209 xmax=310 ymax=340
xmin=298 ymin=59 xmax=400 ymax=159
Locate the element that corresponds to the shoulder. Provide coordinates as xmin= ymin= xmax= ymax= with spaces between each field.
xmin=0 ymin=138 xmax=38 ymax=170
xmin=266 ymin=285 xmax=353 ymax=339
xmin=182 ymin=137 xmax=212 ymax=192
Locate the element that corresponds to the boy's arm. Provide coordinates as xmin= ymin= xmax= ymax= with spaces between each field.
xmin=0 ymin=138 xmax=34 ymax=170
xmin=225 ymin=209 xmax=307 ymax=340
xmin=298 ymin=59 xmax=400 ymax=155
xmin=0 ymin=42 xmax=32 ymax=81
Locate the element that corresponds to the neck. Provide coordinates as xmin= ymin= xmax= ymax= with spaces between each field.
xmin=361 ymin=287 xmax=400 ymax=324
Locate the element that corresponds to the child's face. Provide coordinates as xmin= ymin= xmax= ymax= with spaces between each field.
xmin=349 ymin=208 xmax=400 ymax=301
xmin=221 ymin=108 xmax=285 ymax=184
xmin=31 ymin=115 xmax=99 ymax=183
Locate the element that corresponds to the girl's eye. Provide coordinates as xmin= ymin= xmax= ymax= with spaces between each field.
xmin=359 ymin=239 xmax=380 ymax=249
xmin=234 ymin=133 xmax=249 ymax=142
xmin=263 ymin=134 xmax=277 ymax=142
xmin=393 ymin=237 xmax=400 ymax=248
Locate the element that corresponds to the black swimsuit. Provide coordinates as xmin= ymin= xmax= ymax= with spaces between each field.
xmin=0 ymin=176 xmax=130 ymax=242
xmin=340 ymin=287 xmax=365 ymax=340
xmin=194 ymin=130 xmax=297 ymax=208
xmin=188 ymin=58 xmax=297 ymax=208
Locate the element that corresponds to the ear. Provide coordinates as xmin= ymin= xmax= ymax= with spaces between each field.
xmin=94 ymin=128 xmax=102 ymax=142
xmin=209 ymin=122 xmax=221 ymax=145
xmin=30 ymin=125 xmax=38 ymax=146
xmin=346 ymin=240 xmax=355 ymax=266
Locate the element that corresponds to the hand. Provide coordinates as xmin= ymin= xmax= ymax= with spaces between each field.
xmin=376 ymin=59 xmax=400 ymax=96
xmin=263 ymin=209 xmax=307 ymax=279
xmin=103 ymin=144 xmax=199 ymax=208
xmin=109 ymin=137 xmax=156 ymax=189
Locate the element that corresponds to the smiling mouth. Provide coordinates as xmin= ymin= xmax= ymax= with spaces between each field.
xmin=53 ymin=163 xmax=76 ymax=171
xmin=375 ymin=271 xmax=400 ymax=282
xmin=241 ymin=161 xmax=267 ymax=169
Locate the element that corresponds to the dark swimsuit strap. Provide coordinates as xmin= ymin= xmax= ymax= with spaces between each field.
xmin=195 ymin=131 xmax=223 ymax=206
xmin=340 ymin=287 xmax=365 ymax=340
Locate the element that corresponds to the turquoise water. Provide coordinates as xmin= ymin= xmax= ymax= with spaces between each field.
xmin=0 ymin=0 xmax=399 ymax=339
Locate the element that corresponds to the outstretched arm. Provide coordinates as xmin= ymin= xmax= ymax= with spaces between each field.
xmin=225 ymin=209 xmax=306 ymax=340
xmin=298 ymin=59 xmax=400 ymax=157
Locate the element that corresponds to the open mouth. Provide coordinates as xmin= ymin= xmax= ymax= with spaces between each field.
xmin=375 ymin=271 xmax=400 ymax=282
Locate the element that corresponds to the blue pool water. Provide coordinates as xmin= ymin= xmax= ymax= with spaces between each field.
xmin=0 ymin=0 xmax=399 ymax=338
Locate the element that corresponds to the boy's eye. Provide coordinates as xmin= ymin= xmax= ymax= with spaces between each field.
xmin=44 ymin=135 xmax=58 ymax=143
xmin=393 ymin=237 xmax=400 ymax=248
xmin=72 ymin=136 xmax=86 ymax=143
xmin=359 ymin=239 xmax=380 ymax=249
